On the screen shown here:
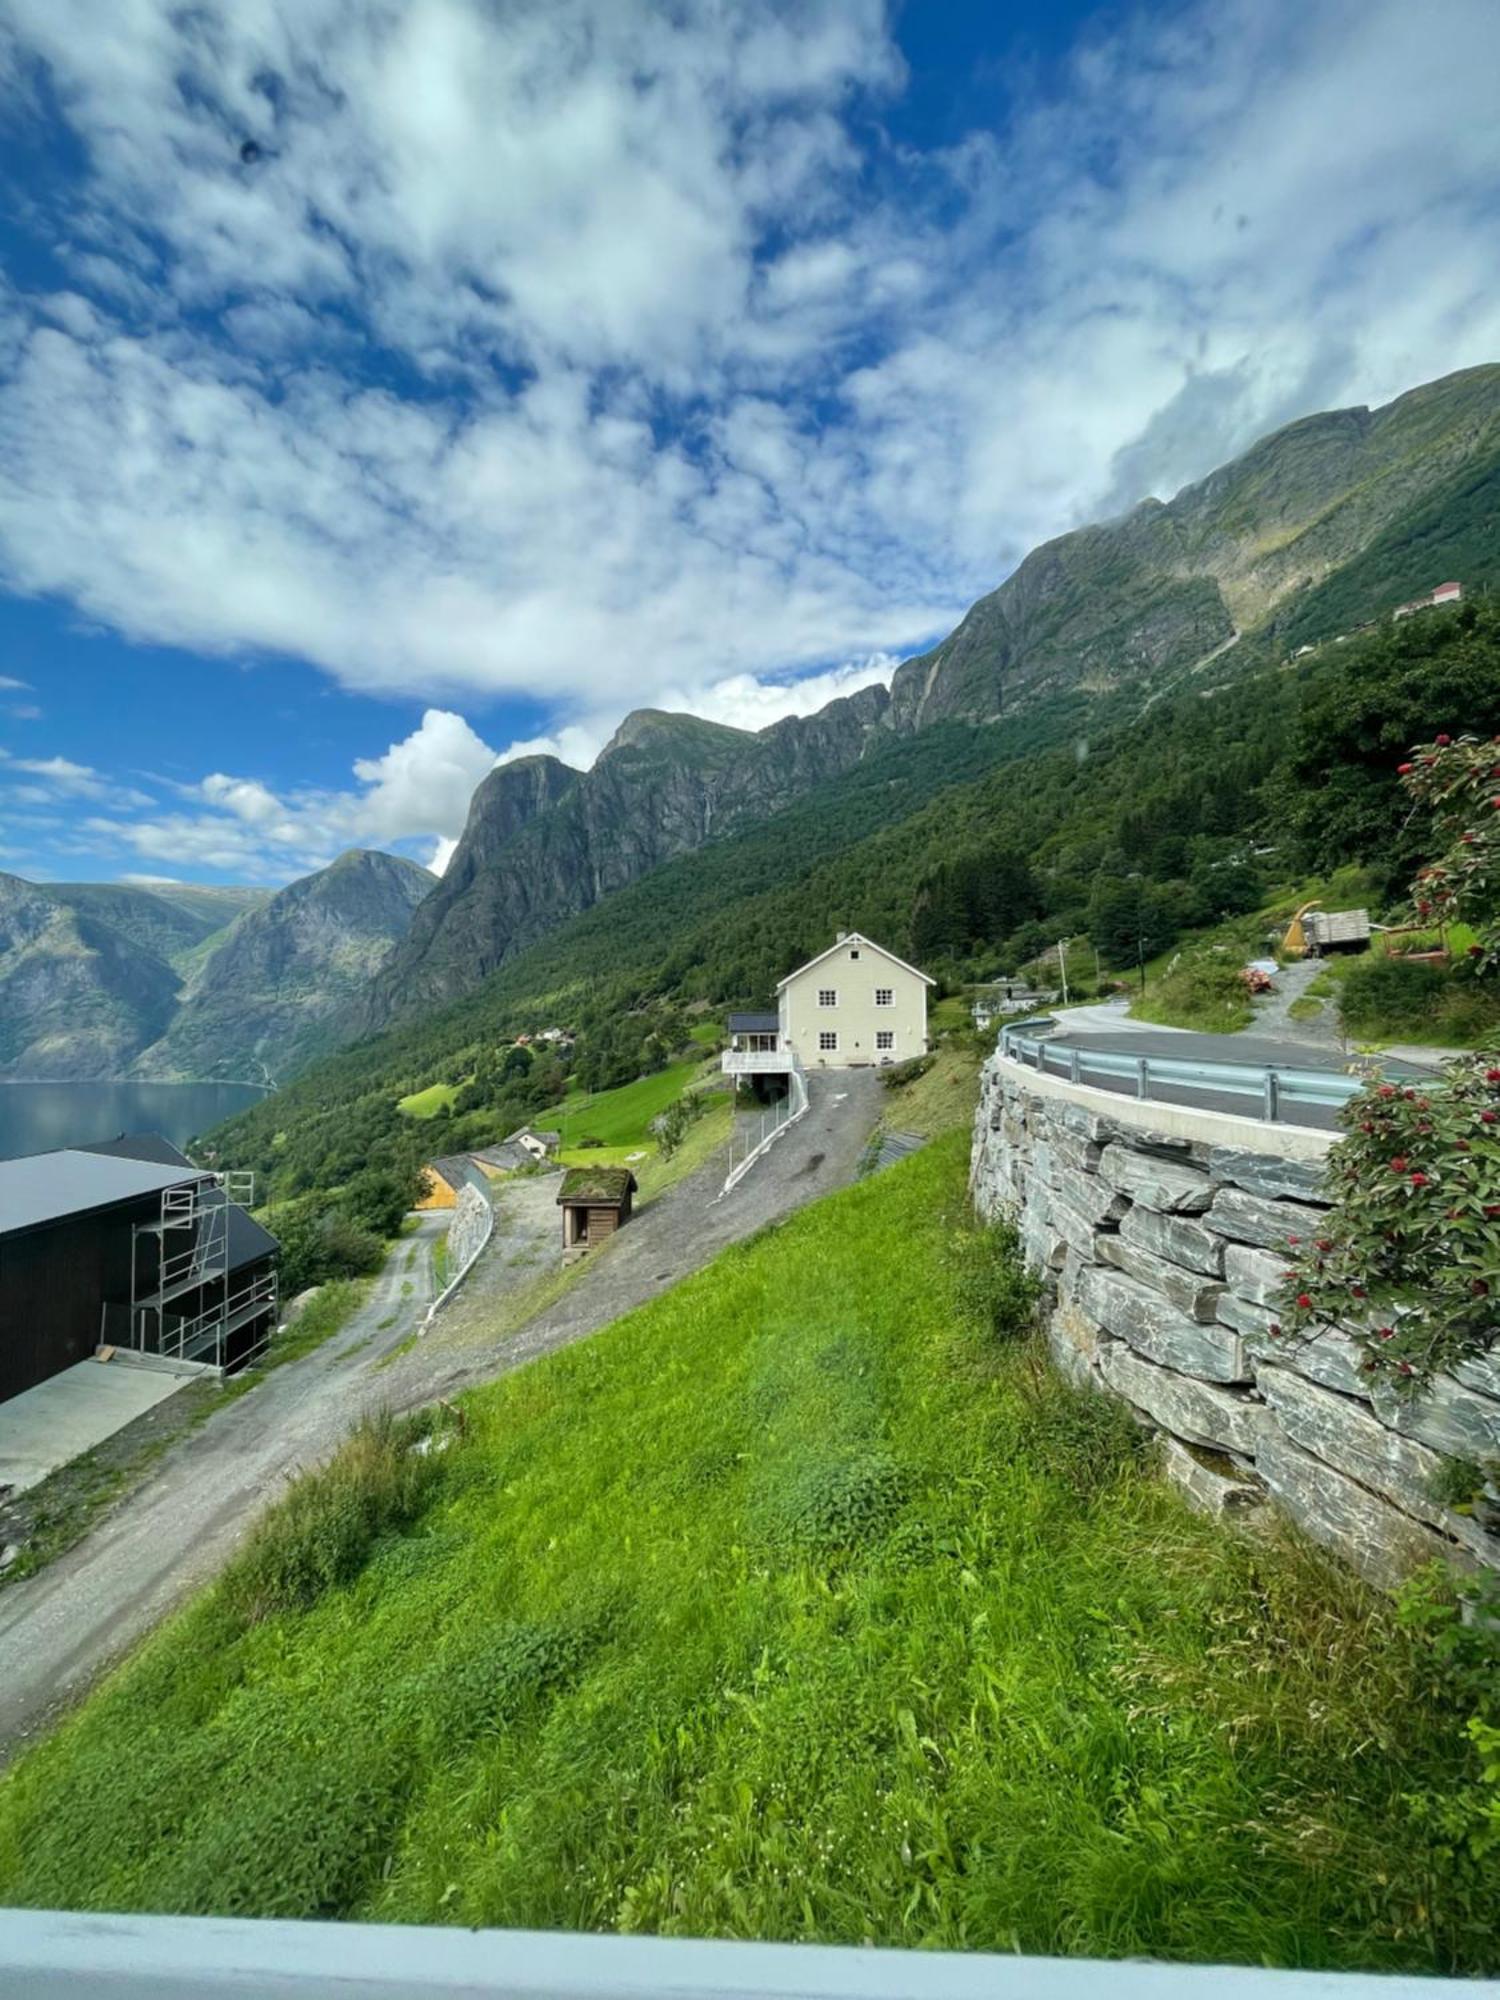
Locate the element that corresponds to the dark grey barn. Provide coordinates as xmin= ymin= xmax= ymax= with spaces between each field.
xmin=0 ymin=1134 xmax=277 ymax=1406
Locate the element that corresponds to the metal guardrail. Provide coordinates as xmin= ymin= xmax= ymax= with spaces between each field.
xmin=999 ymin=1019 xmax=1362 ymax=1126
xmin=4 ymin=1910 xmax=1485 ymax=1999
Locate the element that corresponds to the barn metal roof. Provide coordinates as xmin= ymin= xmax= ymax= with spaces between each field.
xmin=75 ymin=1133 xmax=278 ymax=1269
xmin=0 ymin=1148 xmax=210 ymax=1238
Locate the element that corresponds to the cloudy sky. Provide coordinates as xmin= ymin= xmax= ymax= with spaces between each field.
xmin=1 ymin=0 xmax=1498 ymax=884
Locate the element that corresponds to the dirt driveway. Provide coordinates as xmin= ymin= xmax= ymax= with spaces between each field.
xmin=0 ymin=1069 xmax=884 ymax=1758
xmin=387 ymin=1067 xmax=884 ymax=1399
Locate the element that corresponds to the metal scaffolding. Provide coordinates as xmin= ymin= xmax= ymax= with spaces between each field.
xmin=119 ymin=1170 xmax=275 ymax=1372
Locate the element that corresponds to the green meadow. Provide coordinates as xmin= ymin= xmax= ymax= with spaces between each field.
xmin=0 ymin=1135 xmax=1492 ymax=1970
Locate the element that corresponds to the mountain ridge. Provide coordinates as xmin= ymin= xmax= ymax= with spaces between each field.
xmin=349 ymin=361 xmax=1500 ymax=1037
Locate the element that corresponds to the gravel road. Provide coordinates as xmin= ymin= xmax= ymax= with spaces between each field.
xmin=0 ymin=1211 xmax=446 ymax=1759
xmin=0 ymin=1069 xmax=885 ymax=1758
xmin=385 ymin=1068 xmax=884 ymax=1402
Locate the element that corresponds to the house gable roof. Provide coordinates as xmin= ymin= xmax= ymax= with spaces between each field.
xmin=775 ymin=931 xmax=934 ymax=993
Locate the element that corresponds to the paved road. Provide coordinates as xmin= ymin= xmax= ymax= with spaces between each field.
xmin=1007 ymin=1003 xmax=1428 ymax=1132
xmin=0 ymin=1211 xmax=447 ymax=1759
xmin=0 ymin=1071 xmax=885 ymax=1758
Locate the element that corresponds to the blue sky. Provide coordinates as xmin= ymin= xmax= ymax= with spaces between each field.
xmin=1 ymin=0 xmax=1498 ymax=885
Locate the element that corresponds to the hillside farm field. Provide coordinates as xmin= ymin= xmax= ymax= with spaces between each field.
xmin=553 ymin=1056 xmax=713 ymax=1164
xmin=0 ymin=1134 xmax=1492 ymax=1968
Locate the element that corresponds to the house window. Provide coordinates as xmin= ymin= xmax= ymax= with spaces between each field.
xmin=849 ymin=948 xmax=860 ymax=959
xmin=874 ymin=986 xmax=893 ymax=1007
xmin=819 ymin=1030 xmax=838 ymax=1052
xmin=818 ymin=987 xmax=837 ymax=1007
xmin=876 ymin=1030 xmax=895 ymax=1051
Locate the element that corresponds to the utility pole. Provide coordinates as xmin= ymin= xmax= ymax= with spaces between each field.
xmin=1058 ymin=938 xmax=1069 ymax=1005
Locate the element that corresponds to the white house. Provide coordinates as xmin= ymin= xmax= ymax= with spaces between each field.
xmin=723 ymin=932 xmax=932 ymax=1078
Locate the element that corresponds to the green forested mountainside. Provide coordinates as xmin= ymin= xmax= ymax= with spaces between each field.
xmin=349 ymin=364 xmax=1500 ymax=1035
xmin=206 ymin=599 xmax=1500 ymax=1206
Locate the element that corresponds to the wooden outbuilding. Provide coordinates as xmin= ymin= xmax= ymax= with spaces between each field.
xmin=557 ymin=1166 xmax=637 ymax=1253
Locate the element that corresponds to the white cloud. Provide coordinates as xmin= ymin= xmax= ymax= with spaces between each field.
xmin=58 ymin=707 xmax=493 ymax=882
xmin=0 ymin=0 xmax=1497 ymax=869
xmin=0 ymin=675 xmax=30 ymax=690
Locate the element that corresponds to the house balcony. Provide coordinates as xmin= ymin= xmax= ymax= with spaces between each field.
xmin=722 ymin=1045 xmax=795 ymax=1076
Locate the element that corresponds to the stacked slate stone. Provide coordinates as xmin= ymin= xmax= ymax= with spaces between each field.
xmin=972 ymin=1058 xmax=1500 ymax=1591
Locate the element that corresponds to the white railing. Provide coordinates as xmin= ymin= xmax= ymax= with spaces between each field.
xmin=0 ymin=1909 xmax=1480 ymax=1997
xmin=721 ymin=1047 xmax=794 ymax=1074
xmin=721 ymin=1059 xmax=809 ymax=1194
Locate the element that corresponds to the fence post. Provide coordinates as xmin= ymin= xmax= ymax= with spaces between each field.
xmin=1262 ymin=1069 xmax=1279 ymax=1122
xmin=1069 ymin=1049 xmax=1081 ymax=1085
xmin=1136 ymin=1057 xmax=1148 ymax=1100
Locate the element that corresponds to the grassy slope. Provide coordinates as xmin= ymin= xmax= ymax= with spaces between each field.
xmin=554 ymin=1057 xmax=712 ymax=1160
xmin=0 ymin=1137 xmax=1487 ymax=1969
xmin=397 ymin=1081 xmax=460 ymax=1119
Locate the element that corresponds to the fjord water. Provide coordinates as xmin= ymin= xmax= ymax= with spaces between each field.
xmin=0 ymin=1080 xmax=268 ymax=1162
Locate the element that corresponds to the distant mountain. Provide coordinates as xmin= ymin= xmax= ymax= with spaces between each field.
xmin=0 ymin=872 xmax=181 ymax=1078
xmin=0 ymin=854 xmax=431 ymax=1081
xmin=49 ymin=881 xmax=271 ymax=971
xmin=348 ymin=363 xmax=1500 ymax=1035
xmin=130 ymin=850 xmax=434 ymax=1082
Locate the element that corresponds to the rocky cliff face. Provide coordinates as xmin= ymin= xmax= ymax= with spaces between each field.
xmin=353 ymin=691 xmax=891 ymax=1026
xmin=354 ymin=366 xmax=1500 ymax=1034
xmin=886 ymin=362 xmax=1500 ymax=731
xmin=132 ymin=850 xmax=434 ymax=1081
xmin=0 ymin=872 xmax=181 ymax=1078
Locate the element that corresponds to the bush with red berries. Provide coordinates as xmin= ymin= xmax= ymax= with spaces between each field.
xmin=1276 ymin=1056 xmax=1500 ymax=1387
xmin=1401 ymin=731 xmax=1500 ymax=963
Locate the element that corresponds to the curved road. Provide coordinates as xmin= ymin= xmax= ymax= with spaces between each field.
xmin=1011 ymin=993 xmax=1433 ymax=1130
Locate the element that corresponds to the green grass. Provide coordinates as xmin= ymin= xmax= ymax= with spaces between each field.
xmin=0 ymin=1137 xmax=1490 ymax=1969
xmin=268 ymin=1278 xmax=371 ymax=1367
xmin=1131 ymin=954 xmax=1253 ymax=1033
xmin=397 ymin=1082 xmax=460 ymax=1119
xmin=554 ymin=1057 xmax=711 ymax=1161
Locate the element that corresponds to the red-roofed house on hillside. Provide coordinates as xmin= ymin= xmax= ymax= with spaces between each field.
xmin=1393 ymin=581 xmax=1463 ymax=620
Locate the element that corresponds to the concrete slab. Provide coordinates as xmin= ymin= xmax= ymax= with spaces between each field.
xmin=0 ymin=1360 xmax=187 ymax=1497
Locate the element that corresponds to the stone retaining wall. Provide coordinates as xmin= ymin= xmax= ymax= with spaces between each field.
xmin=971 ymin=1055 xmax=1500 ymax=1590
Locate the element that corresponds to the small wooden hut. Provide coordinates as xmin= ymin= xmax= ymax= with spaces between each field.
xmin=557 ymin=1166 xmax=637 ymax=1253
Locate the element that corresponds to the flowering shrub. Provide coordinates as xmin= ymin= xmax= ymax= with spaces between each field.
xmin=1276 ymin=1055 xmax=1500 ymax=1387
xmin=1402 ymin=730 xmax=1500 ymax=963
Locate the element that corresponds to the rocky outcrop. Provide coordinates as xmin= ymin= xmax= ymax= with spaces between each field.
xmin=972 ymin=1054 xmax=1500 ymax=1590
xmin=889 ymin=363 xmax=1500 ymax=733
xmin=353 ymin=692 xmax=892 ymax=1029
